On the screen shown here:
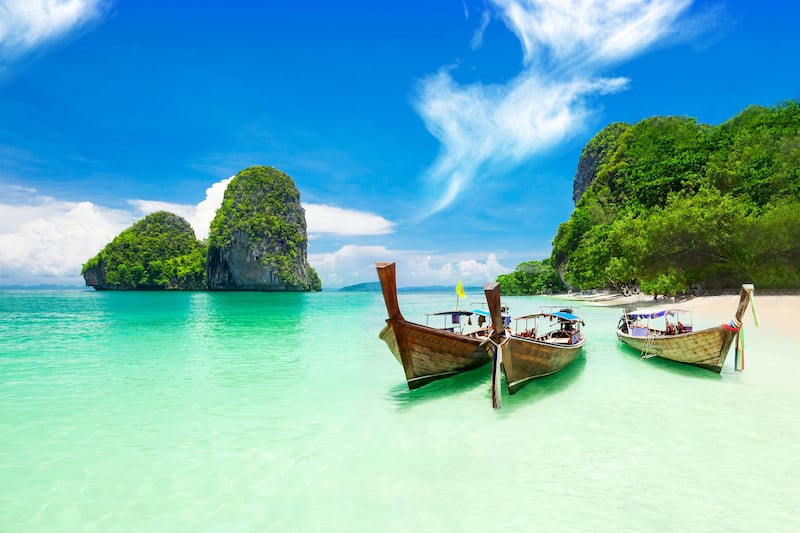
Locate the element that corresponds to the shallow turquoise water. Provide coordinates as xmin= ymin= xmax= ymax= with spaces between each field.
xmin=0 ymin=289 xmax=797 ymax=531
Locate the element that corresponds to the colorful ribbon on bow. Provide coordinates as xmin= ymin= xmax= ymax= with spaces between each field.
xmin=733 ymin=294 xmax=760 ymax=372
xmin=734 ymin=326 xmax=745 ymax=372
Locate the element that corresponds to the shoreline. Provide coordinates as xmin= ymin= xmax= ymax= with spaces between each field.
xmin=559 ymin=290 xmax=796 ymax=342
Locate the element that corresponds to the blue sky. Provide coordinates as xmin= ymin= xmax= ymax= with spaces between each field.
xmin=0 ymin=0 xmax=798 ymax=288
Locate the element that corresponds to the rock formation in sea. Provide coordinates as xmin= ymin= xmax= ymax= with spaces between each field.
xmin=82 ymin=211 xmax=206 ymax=290
xmin=206 ymin=165 xmax=321 ymax=291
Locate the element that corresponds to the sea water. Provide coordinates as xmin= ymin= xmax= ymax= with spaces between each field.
xmin=0 ymin=289 xmax=797 ymax=531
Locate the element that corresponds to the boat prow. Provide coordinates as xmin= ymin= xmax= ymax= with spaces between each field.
xmin=376 ymin=262 xmax=492 ymax=389
xmin=486 ymin=282 xmax=586 ymax=397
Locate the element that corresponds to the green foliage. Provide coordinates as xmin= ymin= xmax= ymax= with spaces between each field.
xmin=161 ymin=245 xmax=208 ymax=290
xmin=83 ymin=166 xmax=319 ymax=292
xmin=208 ymin=166 xmax=318 ymax=289
xmin=307 ymin=267 xmax=322 ymax=292
xmin=743 ymin=198 xmax=800 ymax=288
xmin=545 ymin=101 xmax=800 ymax=292
xmin=497 ymin=259 xmax=566 ymax=295
xmin=82 ymin=211 xmax=206 ymax=290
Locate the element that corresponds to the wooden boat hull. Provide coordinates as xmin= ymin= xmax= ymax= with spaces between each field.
xmin=379 ymin=320 xmax=491 ymax=389
xmin=616 ymin=326 xmax=736 ymax=372
xmin=502 ymin=337 xmax=585 ymax=394
xmin=376 ymin=261 xmax=491 ymax=389
xmin=617 ymin=284 xmax=753 ymax=373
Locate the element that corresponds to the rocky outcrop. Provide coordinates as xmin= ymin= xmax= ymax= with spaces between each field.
xmin=82 ymin=211 xmax=205 ymax=290
xmin=81 ymin=166 xmax=321 ymax=292
xmin=81 ymin=261 xmax=106 ymax=287
xmin=206 ymin=166 xmax=321 ymax=291
xmin=206 ymin=230 xmax=313 ymax=290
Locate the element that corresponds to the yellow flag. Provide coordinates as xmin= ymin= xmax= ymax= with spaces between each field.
xmin=455 ymin=279 xmax=466 ymax=299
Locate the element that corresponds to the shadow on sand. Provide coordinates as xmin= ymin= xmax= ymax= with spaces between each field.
xmin=490 ymin=354 xmax=587 ymax=414
xmin=386 ymin=363 xmax=490 ymax=411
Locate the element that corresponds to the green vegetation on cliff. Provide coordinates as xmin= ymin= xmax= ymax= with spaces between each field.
xmin=208 ymin=166 xmax=321 ymax=290
xmin=501 ymin=101 xmax=799 ymax=295
xmin=546 ymin=101 xmax=800 ymax=295
xmin=82 ymin=211 xmax=206 ymax=290
xmin=83 ymin=166 xmax=321 ymax=292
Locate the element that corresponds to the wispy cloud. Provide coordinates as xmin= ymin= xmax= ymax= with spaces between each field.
xmin=0 ymin=0 xmax=110 ymax=63
xmin=415 ymin=0 xmax=695 ymax=215
xmin=470 ymin=9 xmax=491 ymax=50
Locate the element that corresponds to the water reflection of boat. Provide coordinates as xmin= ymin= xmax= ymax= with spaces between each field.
xmin=376 ymin=262 xmax=493 ymax=389
xmin=616 ymin=284 xmax=755 ymax=372
xmin=485 ymin=283 xmax=586 ymax=395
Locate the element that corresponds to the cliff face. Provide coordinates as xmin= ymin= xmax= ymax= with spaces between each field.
xmin=572 ymin=122 xmax=629 ymax=204
xmin=206 ymin=166 xmax=321 ymax=291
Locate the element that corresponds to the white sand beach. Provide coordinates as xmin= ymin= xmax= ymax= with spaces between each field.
xmin=673 ymin=293 xmax=795 ymax=341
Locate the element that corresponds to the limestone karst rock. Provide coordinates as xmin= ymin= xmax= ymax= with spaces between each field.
xmin=206 ymin=165 xmax=321 ymax=291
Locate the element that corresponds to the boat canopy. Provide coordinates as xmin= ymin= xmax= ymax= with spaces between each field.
xmin=471 ymin=309 xmax=490 ymax=317
xmin=516 ymin=311 xmax=581 ymax=322
xmin=624 ymin=309 xmax=690 ymax=319
xmin=551 ymin=311 xmax=580 ymax=321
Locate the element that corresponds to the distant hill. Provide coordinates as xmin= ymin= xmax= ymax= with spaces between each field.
xmin=338 ymin=281 xmax=381 ymax=292
xmin=339 ymin=282 xmax=481 ymax=293
xmin=0 ymin=285 xmax=85 ymax=290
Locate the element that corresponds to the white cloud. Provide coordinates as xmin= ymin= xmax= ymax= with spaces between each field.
xmin=0 ymin=0 xmax=109 ymax=61
xmin=309 ymin=245 xmax=510 ymax=289
xmin=0 ymin=187 xmax=133 ymax=285
xmin=304 ymin=203 xmax=395 ymax=236
xmin=128 ymin=179 xmax=395 ymax=240
xmin=415 ymin=0 xmax=694 ymax=215
xmin=128 ymin=176 xmax=233 ymax=241
xmin=191 ymin=177 xmax=232 ymax=240
xmin=0 ymin=178 xmax=398 ymax=285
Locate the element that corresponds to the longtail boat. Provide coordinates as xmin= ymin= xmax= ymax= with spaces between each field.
xmin=485 ymin=282 xmax=586 ymax=396
xmin=616 ymin=284 xmax=755 ymax=372
xmin=376 ymin=262 xmax=493 ymax=389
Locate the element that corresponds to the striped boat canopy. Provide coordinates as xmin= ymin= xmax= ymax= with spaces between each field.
xmin=625 ymin=309 xmax=690 ymax=319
